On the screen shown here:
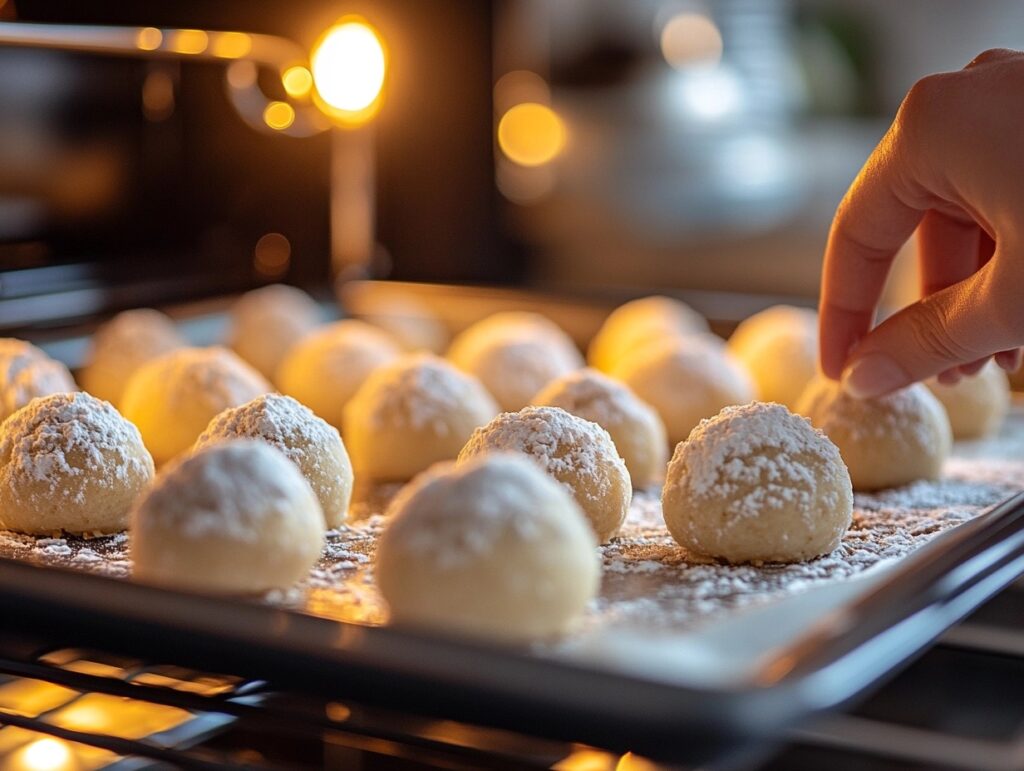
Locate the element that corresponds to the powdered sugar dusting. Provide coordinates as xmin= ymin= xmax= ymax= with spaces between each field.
xmin=358 ymin=354 xmax=497 ymax=435
xmin=459 ymin=406 xmax=626 ymax=505
xmin=2 ymin=406 xmax=1022 ymax=650
xmin=671 ymin=402 xmax=846 ymax=524
xmin=135 ymin=441 xmax=318 ymax=542
xmin=0 ymin=392 xmax=151 ymax=497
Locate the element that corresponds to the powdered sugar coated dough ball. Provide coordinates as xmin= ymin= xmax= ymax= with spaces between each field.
xmin=728 ymin=305 xmax=818 ymax=410
xmin=533 ymin=368 xmax=667 ymax=488
xmin=80 ymin=309 xmax=185 ymax=405
xmin=458 ymin=406 xmax=631 ymax=542
xmin=612 ymin=336 xmax=755 ymax=446
xmin=132 ymin=441 xmax=324 ymax=594
xmin=0 ymin=339 xmax=77 ymax=422
xmin=227 ymin=284 xmax=321 ymax=380
xmin=663 ymin=402 xmax=852 ymax=563
xmin=343 ymin=354 xmax=498 ymax=481
xmin=796 ymin=377 xmax=951 ymax=491
xmin=927 ymin=361 xmax=1010 ymax=440
xmin=276 ymin=320 xmax=400 ymax=428
xmin=588 ymin=296 xmax=709 ymax=373
xmin=121 ymin=347 xmax=271 ymax=466
xmin=195 ymin=394 xmax=353 ymax=528
xmin=0 ymin=392 xmax=154 ymax=534
xmin=447 ymin=312 xmax=583 ymax=411
xmin=376 ymin=454 xmax=599 ymax=643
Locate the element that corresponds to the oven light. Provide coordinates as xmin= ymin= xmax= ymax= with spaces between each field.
xmin=17 ymin=738 xmax=72 ymax=771
xmin=311 ymin=18 xmax=386 ymax=124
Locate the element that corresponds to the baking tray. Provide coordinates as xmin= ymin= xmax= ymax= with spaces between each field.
xmin=1 ymin=408 xmax=1023 ymax=766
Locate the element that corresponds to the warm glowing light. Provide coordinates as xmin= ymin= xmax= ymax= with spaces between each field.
xmin=493 ymin=70 xmax=550 ymax=114
xmin=498 ymin=102 xmax=567 ymax=167
xmin=660 ymin=12 xmax=723 ymax=69
xmin=169 ymin=29 xmax=208 ymax=55
xmin=282 ymin=65 xmax=314 ymax=98
xmin=263 ymin=101 xmax=295 ymax=131
xmin=48 ymin=694 xmax=190 ymax=739
xmin=212 ymin=31 xmax=252 ymax=59
xmin=19 ymin=738 xmax=72 ymax=771
xmin=616 ymin=752 xmax=663 ymax=771
xmin=136 ymin=27 xmax=162 ymax=52
xmin=311 ymin=19 xmax=386 ymax=119
xmin=552 ymin=747 xmax=618 ymax=770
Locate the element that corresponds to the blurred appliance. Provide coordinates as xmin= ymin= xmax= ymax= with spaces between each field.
xmin=0 ymin=1 xmax=512 ymax=333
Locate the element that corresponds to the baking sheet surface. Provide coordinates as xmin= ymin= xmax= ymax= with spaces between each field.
xmin=2 ymin=409 xmax=1023 ymax=646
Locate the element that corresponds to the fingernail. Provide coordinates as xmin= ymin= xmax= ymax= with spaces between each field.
xmin=840 ymin=353 xmax=910 ymax=399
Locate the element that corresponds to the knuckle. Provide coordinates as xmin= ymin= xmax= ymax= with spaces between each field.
xmin=898 ymin=74 xmax=948 ymax=126
xmin=966 ymin=48 xmax=1017 ymax=68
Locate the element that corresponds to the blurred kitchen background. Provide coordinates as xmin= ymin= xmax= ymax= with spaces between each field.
xmin=1 ymin=0 xmax=1023 ymax=331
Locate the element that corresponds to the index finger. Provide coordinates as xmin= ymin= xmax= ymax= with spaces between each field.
xmin=818 ymin=128 xmax=928 ymax=379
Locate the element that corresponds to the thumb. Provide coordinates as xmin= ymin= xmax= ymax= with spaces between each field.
xmin=840 ymin=259 xmax=1018 ymax=398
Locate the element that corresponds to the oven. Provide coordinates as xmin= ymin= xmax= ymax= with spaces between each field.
xmin=0 ymin=2 xmax=1024 ymax=770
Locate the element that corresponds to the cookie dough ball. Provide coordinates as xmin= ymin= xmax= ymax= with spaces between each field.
xmin=447 ymin=312 xmax=583 ymax=411
xmin=195 ymin=394 xmax=353 ymax=528
xmin=0 ymin=392 xmax=154 ymax=534
xmin=276 ymin=320 xmax=401 ymax=428
xmin=343 ymin=354 xmax=498 ymax=481
xmin=728 ymin=305 xmax=818 ymax=410
xmin=796 ymin=377 xmax=952 ymax=491
xmin=458 ymin=406 xmax=631 ymax=542
xmin=132 ymin=441 xmax=324 ymax=594
xmin=376 ymin=454 xmax=599 ymax=643
xmin=0 ymin=339 xmax=77 ymax=422
xmin=611 ymin=337 xmax=755 ymax=447
xmin=121 ymin=347 xmax=271 ymax=466
xmin=533 ymin=368 xmax=667 ymax=488
xmin=927 ymin=361 xmax=1011 ymax=440
xmin=663 ymin=402 xmax=852 ymax=563
xmin=588 ymin=296 xmax=709 ymax=373
xmin=227 ymin=284 xmax=322 ymax=381
xmin=357 ymin=294 xmax=449 ymax=353
xmin=80 ymin=309 xmax=185 ymax=405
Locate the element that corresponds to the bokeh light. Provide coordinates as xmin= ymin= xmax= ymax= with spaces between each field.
xmin=282 ymin=65 xmax=314 ymax=98
xmin=263 ymin=101 xmax=296 ymax=131
xmin=311 ymin=20 xmax=386 ymax=118
xmin=168 ymin=29 xmax=209 ymax=55
xmin=660 ymin=12 xmax=723 ymax=69
xmin=212 ymin=31 xmax=251 ymax=59
xmin=497 ymin=102 xmax=567 ymax=167
xmin=135 ymin=27 xmax=162 ymax=52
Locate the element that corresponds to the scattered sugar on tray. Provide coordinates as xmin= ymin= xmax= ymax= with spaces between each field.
xmin=1 ymin=410 xmax=1020 ymax=646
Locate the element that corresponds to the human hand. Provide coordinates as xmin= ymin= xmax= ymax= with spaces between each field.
xmin=819 ymin=48 xmax=1024 ymax=398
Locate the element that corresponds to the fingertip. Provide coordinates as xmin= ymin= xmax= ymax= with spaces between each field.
xmin=840 ymin=352 xmax=912 ymax=399
xmin=937 ymin=368 xmax=962 ymax=386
